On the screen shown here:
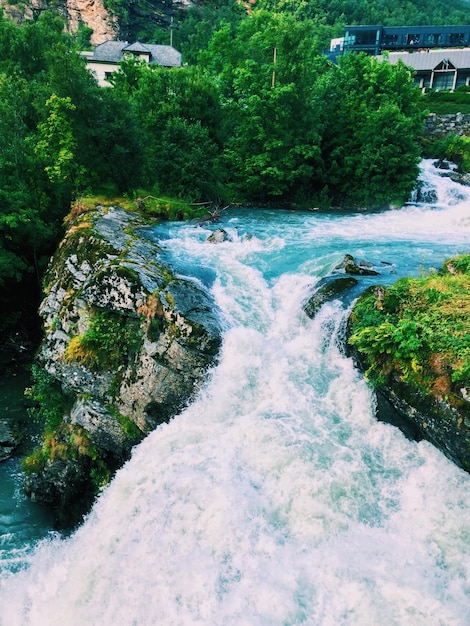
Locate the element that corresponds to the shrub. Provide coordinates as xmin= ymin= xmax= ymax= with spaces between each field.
xmin=348 ymin=255 xmax=470 ymax=396
xmin=64 ymin=309 xmax=143 ymax=371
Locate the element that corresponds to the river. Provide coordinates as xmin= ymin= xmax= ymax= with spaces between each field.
xmin=0 ymin=160 xmax=469 ymax=625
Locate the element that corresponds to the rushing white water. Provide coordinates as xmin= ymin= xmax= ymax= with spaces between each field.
xmin=1 ymin=160 xmax=470 ymax=625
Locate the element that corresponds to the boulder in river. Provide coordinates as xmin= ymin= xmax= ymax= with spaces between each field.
xmin=23 ymin=205 xmax=222 ymax=527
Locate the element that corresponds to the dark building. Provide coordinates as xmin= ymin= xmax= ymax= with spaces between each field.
xmin=343 ymin=25 xmax=470 ymax=56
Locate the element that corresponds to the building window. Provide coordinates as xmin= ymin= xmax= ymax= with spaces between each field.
xmin=354 ymin=29 xmax=380 ymax=46
xmin=104 ymin=72 xmax=113 ymax=81
xmin=406 ymin=34 xmax=420 ymax=45
xmin=383 ymin=34 xmax=399 ymax=47
xmin=432 ymin=71 xmax=456 ymax=90
xmin=449 ymin=33 xmax=464 ymax=45
xmin=424 ymin=33 xmax=442 ymax=46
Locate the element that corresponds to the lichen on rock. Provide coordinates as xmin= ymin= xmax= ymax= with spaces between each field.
xmin=24 ymin=205 xmax=221 ymax=527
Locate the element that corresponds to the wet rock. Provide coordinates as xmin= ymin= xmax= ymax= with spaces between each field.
xmin=303 ymin=276 xmax=358 ymax=319
xmin=207 ymin=228 xmax=232 ymax=243
xmin=375 ymin=378 xmax=470 ymax=473
xmin=334 ymin=254 xmax=380 ymax=276
xmin=0 ymin=419 xmax=21 ymax=462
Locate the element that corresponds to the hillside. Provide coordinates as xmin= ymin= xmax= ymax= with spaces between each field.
xmin=2 ymin=0 xmax=470 ymax=48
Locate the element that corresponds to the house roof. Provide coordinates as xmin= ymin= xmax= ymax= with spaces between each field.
xmin=91 ymin=40 xmax=182 ymax=67
xmin=382 ymin=48 xmax=470 ymax=70
xmin=124 ymin=42 xmax=151 ymax=54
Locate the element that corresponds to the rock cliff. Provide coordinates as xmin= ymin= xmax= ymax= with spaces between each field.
xmin=23 ymin=204 xmax=221 ymax=526
xmin=348 ymin=336 xmax=470 ymax=473
xmin=1 ymin=0 xmax=116 ymax=44
xmin=0 ymin=0 xmax=193 ymax=44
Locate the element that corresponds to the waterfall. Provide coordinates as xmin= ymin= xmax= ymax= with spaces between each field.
xmin=1 ymin=160 xmax=469 ymax=625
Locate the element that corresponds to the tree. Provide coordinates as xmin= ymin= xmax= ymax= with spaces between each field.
xmin=112 ymin=62 xmax=223 ymax=200
xmin=316 ymin=53 xmax=425 ymax=207
xmin=34 ymin=95 xmax=78 ymax=192
xmin=202 ymin=11 xmax=326 ymax=202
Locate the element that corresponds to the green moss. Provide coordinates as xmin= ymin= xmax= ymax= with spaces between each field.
xmin=348 ymin=254 xmax=470 ymax=400
xmin=421 ymin=134 xmax=470 ymax=173
xmin=107 ymin=404 xmax=142 ymax=441
xmin=25 ymin=364 xmax=73 ymax=434
xmin=75 ymin=191 xmax=197 ymax=222
xmin=21 ymin=423 xmax=100 ymax=476
xmin=147 ymin=317 xmax=164 ymax=342
xmin=64 ymin=308 xmax=143 ymax=371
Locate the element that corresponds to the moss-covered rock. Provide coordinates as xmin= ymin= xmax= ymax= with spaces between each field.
xmin=24 ymin=205 xmax=221 ymax=527
xmin=347 ymin=254 xmax=470 ymax=472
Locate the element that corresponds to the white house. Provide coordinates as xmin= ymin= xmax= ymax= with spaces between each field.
xmin=381 ymin=49 xmax=470 ymax=91
xmin=85 ymin=40 xmax=182 ymax=86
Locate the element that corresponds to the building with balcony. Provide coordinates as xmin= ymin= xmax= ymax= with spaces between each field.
xmin=342 ymin=25 xmax=470 ymax=56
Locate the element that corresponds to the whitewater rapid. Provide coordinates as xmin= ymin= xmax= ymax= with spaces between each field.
xmin=0 ymin=160 xmax=469 ymax=625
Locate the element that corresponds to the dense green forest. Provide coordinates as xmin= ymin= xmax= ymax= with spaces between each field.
xmin=109 ymin=0 xmax=470 ymax=52
xmin=1 ymin=0 xmax=469 ymax=353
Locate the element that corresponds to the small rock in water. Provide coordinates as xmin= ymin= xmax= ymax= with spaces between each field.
xmin=334 ymin=253 xmax=380 ymax=276
xmin=207 ymin=228 xmax=232 ymax=243
xmin=303 ymin=276 xmax=358 ymax=319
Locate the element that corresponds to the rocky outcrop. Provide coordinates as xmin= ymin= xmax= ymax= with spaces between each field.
xmin=24 ymin=204 xmax=221 ymax=527
xmin=0 ymin=0 xmax=194 ymax=44
xmin=424 ymin=113 xmax=470 ymax=139
xmin=303 ymin=276 xmax=358 ymax=319
xmin=350 ymin=342 xmax=470 ymax=473
xmin=334 ymin=253 xmax=380 ymax=276
xmin=1 ymin=0 xmax=117 ymax=45
xmin=347 ymin=275 xmax=470 ymax=473
xmin=302 ymin=254 xmax=386 ymax=319
xmin=207 ymin=228 xmax=232 ymax=243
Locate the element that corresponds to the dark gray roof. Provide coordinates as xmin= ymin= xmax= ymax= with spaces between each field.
xmin=382 ymin=48 xmax=470 ymax=70
xmin=91 ymin=40 xmax=182 ymax=67
xmin=124 ymin=42 xmax=151 ymax=54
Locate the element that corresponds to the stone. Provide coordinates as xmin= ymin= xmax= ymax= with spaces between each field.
xmin=25 ymin=205 xmax=222 ymax=527
xmin=303 ymin=276 xmax=358 ymax=319
xmin=334 ymin=253 xmax=380 ymax=276
xmin=0 ymin=419 xmax=21 ymax=462
xmin=207 ymin=228 xmax=232 ymax=243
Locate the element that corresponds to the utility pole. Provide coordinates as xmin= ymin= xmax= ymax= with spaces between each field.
xmin=170 ymin=17 xmax=174 ymax=47
xmin=272 ymin=46 xmax=277 ymax=88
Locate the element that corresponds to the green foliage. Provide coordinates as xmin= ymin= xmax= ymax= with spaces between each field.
xmin=421 ymin=134 xmax=470 ymax=172
xmin=107 ymin=404 xmax=142 ymax=440
xmin=75 ymin=22 xmax=93 ymax=50
xmin=177 ymin=0 xmax=247 ymax=65
xmin=420 ymin=87 xmax=470 ymax=115
xmin=112 ymin=63 xmax=223 ymax=201
xmin=34 ymin=94 xmax=79 ymax=189
xmin=349 ymin=255 xmax=470 ymax=397
xmin=25 ymin=363 xmax=73 ymax=434
xmin=316 ymin=53 xmax=424 ymax=207
xmin=201 ymin=12 xmax=327 ymax=202
xmin=64 ymin=309 xmax=143 ymax=371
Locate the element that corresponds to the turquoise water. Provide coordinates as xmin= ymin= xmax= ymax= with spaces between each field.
xmin=0 ymin=374 xmax=55 ymax=576
xmin=0 ymin=160 xmax=469 ymax=625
